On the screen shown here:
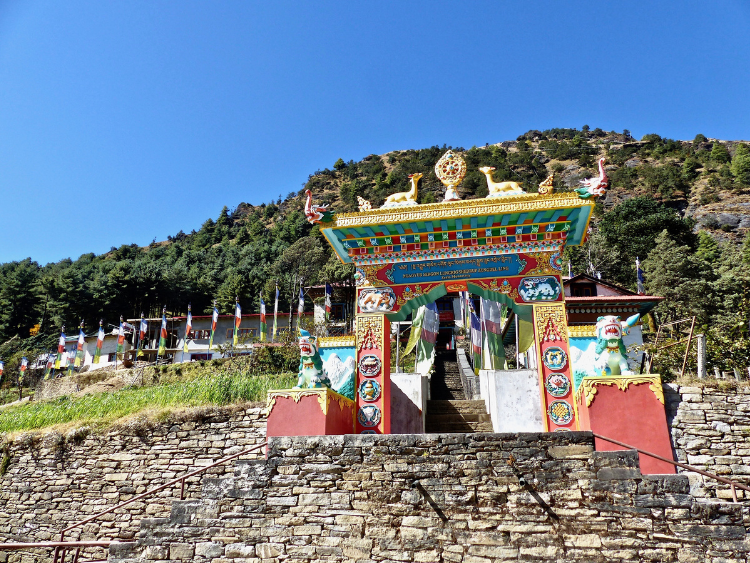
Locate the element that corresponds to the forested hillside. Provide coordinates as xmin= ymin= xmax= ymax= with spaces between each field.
xmin=2 ymin=126 xmax=750 ymax=371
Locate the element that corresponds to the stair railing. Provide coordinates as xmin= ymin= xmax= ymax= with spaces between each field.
xmin=39 ymin=440 xmax=267 ymax=563
xmin=593 ymin=433 xmax=750 ymax=502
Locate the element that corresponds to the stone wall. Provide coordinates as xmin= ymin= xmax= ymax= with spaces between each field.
xmin=109 ymin=432 xmax=750 ymax=563
xmin=0 ymin=404 xmax=266 ymax=552
xmin=2 ymin=382 xmax=750 ymax=561
xmin=666 ymin=383 xmax=750 ymax=500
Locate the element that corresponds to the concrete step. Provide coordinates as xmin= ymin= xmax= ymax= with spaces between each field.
xmin=427 ymin=413 xmax=492 ymax=424
xmin=426 ymin=422 xmax=494 ymax=433
xmin=427 ymin=400 xmax=488 ymax=414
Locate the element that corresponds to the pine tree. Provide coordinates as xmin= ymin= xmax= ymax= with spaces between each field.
xmin=643 ymin=231 xmax=711 ymax=324
xmin=711 ymin=142 xmax=730 ymax=164
xmin=731 ymin=143 xmax=750 ymax=185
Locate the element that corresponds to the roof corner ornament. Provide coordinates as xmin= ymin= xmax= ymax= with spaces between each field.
xmin=304 ymin=189 xmax=335 ymax=224
xmin=575 ymin=157 xmax=608 ymax=199
xmin=435 ymin=150 xmax=465 ymax=202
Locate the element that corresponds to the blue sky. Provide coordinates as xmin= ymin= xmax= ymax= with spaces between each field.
xmin=0 ymin=1 xmax=749 ymax=264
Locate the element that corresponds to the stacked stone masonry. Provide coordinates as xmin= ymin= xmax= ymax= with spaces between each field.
xmin=109 ymin=432 xmax=749 ymax=563
xmin=0 ymin=385 xmax=750 ymax=561
xmin=0 ymin=405 xmax=266 ymax=562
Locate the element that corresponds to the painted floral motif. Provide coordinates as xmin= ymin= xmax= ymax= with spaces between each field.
xmin=358 ymin=355 xmax=382 ymax=377
xmin=548 ymin=400 xmax=573 ymax=425
xmin=542 ymin=346 xmax=568 ymax=371
xmin=545 ymin=373 xmax=571 ymax=398
xmin=358 ymin=405 xmax=381 ymax=427
xmin=358 ymin=379 xmax=381 ymax=402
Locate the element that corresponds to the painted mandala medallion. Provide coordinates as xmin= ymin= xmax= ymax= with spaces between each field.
xmin=542 ymin=346 xmax=567 ymax=371
xmin=358 ymin=379 xmax=381 ymax=402
xmin=548 ymin=400 xmax=573 ymax=425
xmin=358 ymin=355 xmax=381 ymax=377
xmin=545 ymin=373 xmax=570 ymax=397
xmin=358 ymin=405 xmax=381 ymax=428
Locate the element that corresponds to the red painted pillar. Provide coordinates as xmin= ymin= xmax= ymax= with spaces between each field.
xmin=532 ymin=303 xmax=577 ymax=431
xmin=355 ymin=314 xmax=391 ymax=434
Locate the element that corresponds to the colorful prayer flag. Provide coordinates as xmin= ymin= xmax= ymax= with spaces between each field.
xmin=138 ymin=314 xmax=147 ymax=357
xmin=93 ymin=320 xmax=105 ymax=364
xmin=259 ymin=296 xmax=267 ymax=342
xmin=183 ymin=304 xmax=192 ymax=353
xmin=470 ymin=306 xmax=482 ymax=374
xmin=55 ymin=328 xmax=66 ymax=369
xmin=19 ymin=356 xmax=28 ymax=385
xmin=66 ymin=350 xmax=75 ymax=376
xmin=325 ymin=283 xmax=332 ymax=322
xmin=404 ymin=303 xmax=439 ymax=377
xmin=75 ymin=321 xmax=85 ymax=368
xmin=157 ymin=308 xmax=167 ymax=356
xmin=636 ymin=257 xmax=646 ymax=295
xmin=272 ymin=284 xmax=279 ymax=341
xmin=297 ymin=287 xmax=304 ymax=331
xmin=233 ymin=298 xmax=242 ymax=346
xmin=209 ymin=301 xmax=219 ymax=351
xmin=0 ymin=360 xmax=4 ymax=380
xmin=116 ymin=316 xmax=126 ymax=356
xmin=481 ymin=298 xmax=505 ymax=370
xmin=44 ymin=352 xmax=54 ymax=379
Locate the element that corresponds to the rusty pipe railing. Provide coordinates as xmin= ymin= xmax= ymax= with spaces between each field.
xmin=45 ymin=441 xmax=267 ymax=563
xmin=593 ymin=432 xmax=750 ymax=502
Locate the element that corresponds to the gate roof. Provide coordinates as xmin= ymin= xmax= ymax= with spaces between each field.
xmin=322 ymin=193 xmax=594 ymax=266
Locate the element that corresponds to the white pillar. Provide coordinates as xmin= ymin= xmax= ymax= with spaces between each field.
xmin=696 ymin=334 xmax=707 ymax=379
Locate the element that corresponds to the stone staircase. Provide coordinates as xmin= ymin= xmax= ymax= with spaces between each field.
xmin=430 ymin=349 xmax=465 ymax=400
xmin=425 ymin=399 xmax=493 ymax=433
xmin=426 ymin=349 xmax=493 ymax=433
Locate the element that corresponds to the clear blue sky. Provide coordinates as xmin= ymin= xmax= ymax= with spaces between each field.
xmin=1 ymin=1 xmax=748 ymax=265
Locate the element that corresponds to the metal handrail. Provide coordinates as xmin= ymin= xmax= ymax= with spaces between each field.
xmin=45 ymin=440 xmax=267 ymax=563
xmin=593 ymin=433 xmax=750 ymax=502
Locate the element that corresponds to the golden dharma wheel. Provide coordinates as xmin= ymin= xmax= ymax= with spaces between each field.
xmin=435 ymin=150 xmax=466 ymax=187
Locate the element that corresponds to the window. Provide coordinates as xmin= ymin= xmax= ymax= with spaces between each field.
xmin=225 ymin=328 xmax=257 ymax=338
xmin=190 ymin=353 xmax=212 ymax=361
xmin=572 ymin=284 xmax=596 ymax=297
xmin=330 ymin=303 xmax=345 ymax=320
xmin=107 ymin=353 xmax=116 ymax=362
xmin=188 ymin=329 xmax=211 ymax=339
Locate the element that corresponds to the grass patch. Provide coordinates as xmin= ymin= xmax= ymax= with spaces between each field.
xmin=0 ymin=371 xmax=295 ymax=434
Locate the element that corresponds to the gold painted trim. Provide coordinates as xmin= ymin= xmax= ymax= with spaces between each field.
xmin=266 ymin=388 xmax=355 ymax=416
xmin=329 ymin=193 xmax=594 ymax=228
xmin=318 ymin=336 xmax=356 ymax=348
xmin=575 ymin=375 xmax=664 ymax=407
xmin=568 ymin=325 xmax=597 ymax=338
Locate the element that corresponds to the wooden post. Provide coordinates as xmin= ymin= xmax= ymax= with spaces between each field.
xmin=680 ymin=317 xmax=695 ymax=377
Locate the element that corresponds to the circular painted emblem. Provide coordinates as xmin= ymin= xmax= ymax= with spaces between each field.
xmin=542 ymin=347 xmax=567 ymax=371
xmin=545 ymin=373 xmax=571 ymax=398
xmin=550 ymin=251 xmax=563 ymax=271
xmin=358 ymin=379 xmax=381 ymax=402
xmin=358 ymin=405 xmax=381 ymax=428
xmin=360 ymin=430 xmax=376 ymax=435
xmin=548 ymin=400 xmax=573 ymax=426
xmin=358 ymin=355 xmax=381 ymax=377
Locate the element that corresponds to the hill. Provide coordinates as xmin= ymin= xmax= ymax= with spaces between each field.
xmin=1 ymin=126 xmax=750 ymax=376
